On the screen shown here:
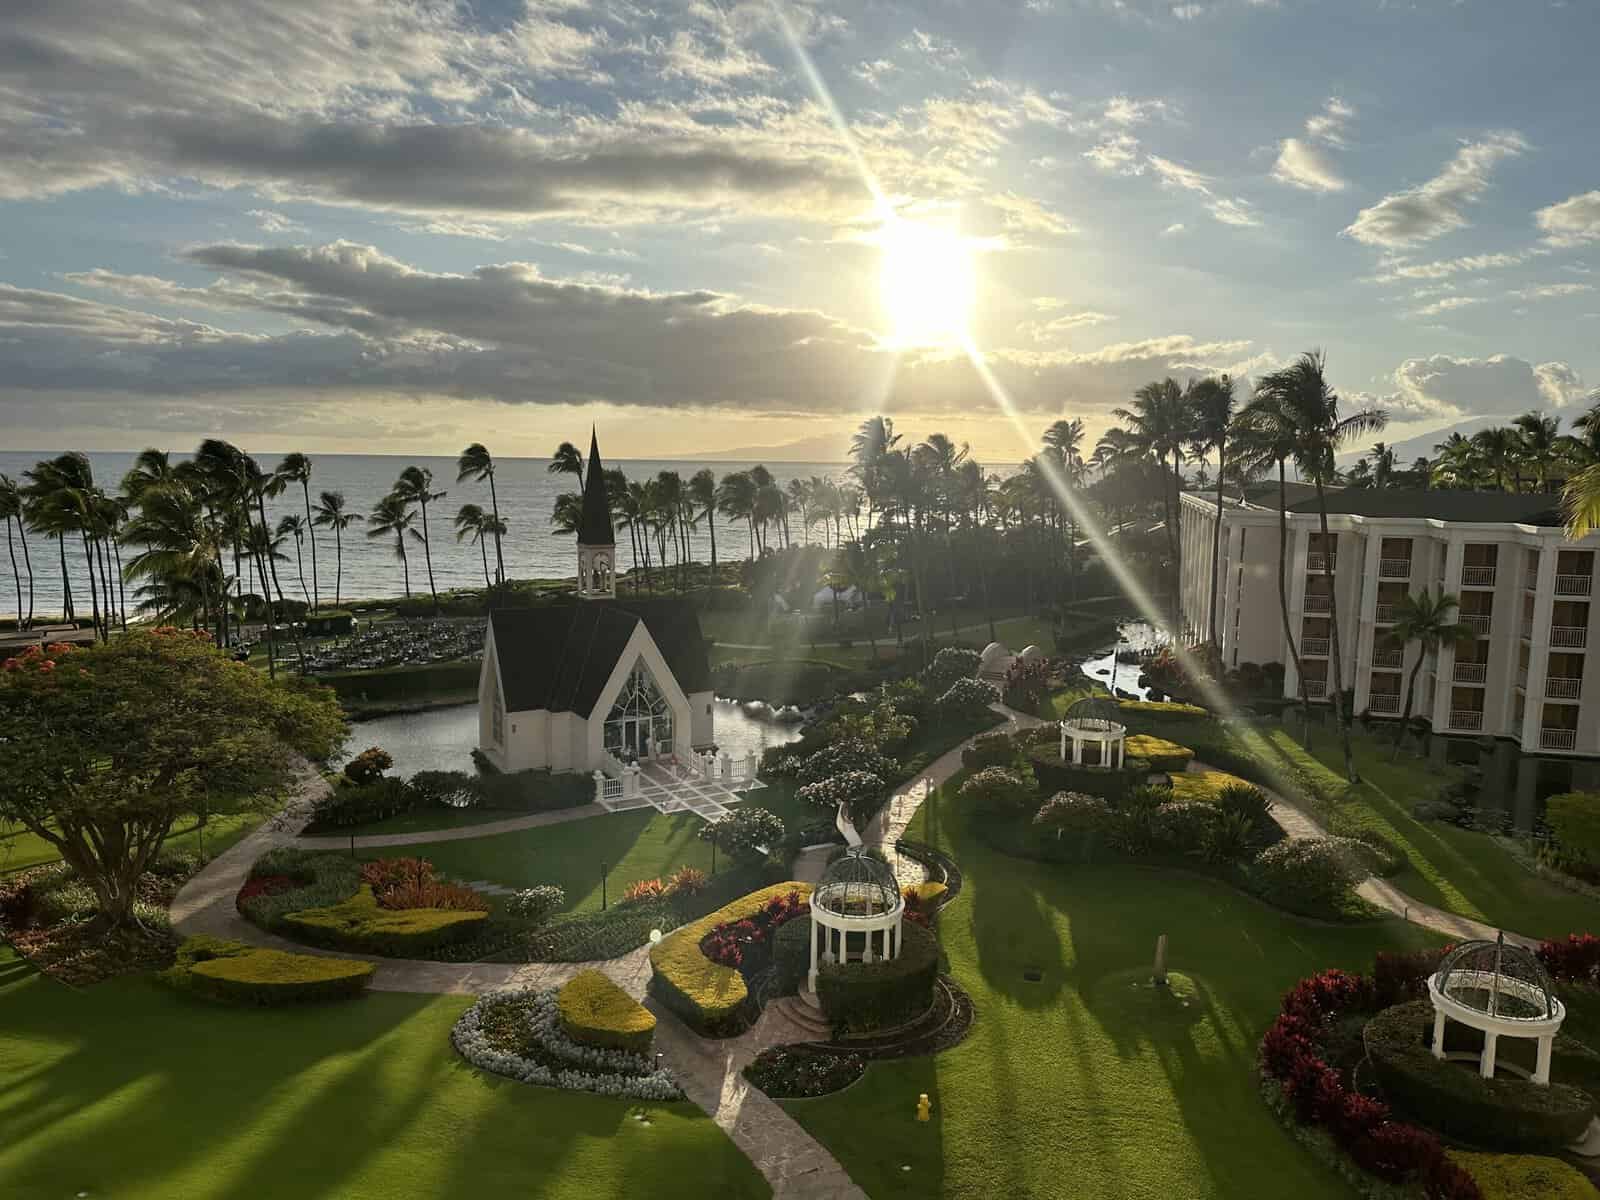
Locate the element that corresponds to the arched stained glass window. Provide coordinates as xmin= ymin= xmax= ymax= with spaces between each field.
xmin=604 ymin=658 xmax=673 ymax=759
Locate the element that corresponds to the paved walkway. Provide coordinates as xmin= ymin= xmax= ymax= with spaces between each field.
xmin=1191 ymin=759 xmax=1541 ymax=949
xmin=293 ymin=802 xmax=610 ymax=850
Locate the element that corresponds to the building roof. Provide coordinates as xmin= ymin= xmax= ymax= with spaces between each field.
xmin=1237 ymin=480 xmax=1323 ymax=509
xmin=578 ymin=428 xmax=614 ymax=546
xmin=1283 ymin=488 xmax=1563 ymax=526
xmin=489 ymin=598 xmax=711 ymax=715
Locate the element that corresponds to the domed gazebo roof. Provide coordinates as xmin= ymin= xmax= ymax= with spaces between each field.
xmin=1018 ymin=644 xmax=1046 ymax=663
xmin=1434 ymin=937 xmax=1559 ymax=1022
xmin=814 ymin=849 xmax=903 ymax=919
xmin=979 ymin=641 xmax=1012 ymax=672
xmin=1064 ymin=696 xmax=1124 ymax=728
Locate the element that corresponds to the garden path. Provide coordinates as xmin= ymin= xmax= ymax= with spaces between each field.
xmin=1188 ymin=759 xmax=1541 ymax=950
xmin=293 ymin=801 xmax=611 ymax=849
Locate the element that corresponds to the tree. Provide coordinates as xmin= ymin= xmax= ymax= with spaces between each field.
xmin=276 ymin=452 xmax=318 ymax=610
xmin=454 ymin=503 xmax=501 ymax=589
xmin=367 ymin=493 xmax=417 ymax=599
xmin=122 ymin=481 xmax=221 ymax=635
xmin=393 ymin=466 xmax=445 ymax=613
xmin=549 ymin=441 xmax=584 ymax=480
xmin=1187 ymin=375 xmax=1234 ymax=650
xmin=1384 ymin=589 xmax=1473 ymax=757
xmin=688 ymin=467 xmax=719 ymax=595
xmin=0 ymin=628 xmax=345 ymax=929
xmin=457 ymin=443 xmax=507 ymax=591
xmin=0 ymin=474 xmax=34 ymax=630
xmin=277 ymin=514 xmax=313 ymax=608
xmin=1512 ymin=411 xmax=1562 ymax=493
xmin=311 ymin=490 xmax=362 ymax=609
xmin=716 ymin=470 xmax=759 ymax=560
xmin=1113 ymin=378 xmax=1191 ymax=598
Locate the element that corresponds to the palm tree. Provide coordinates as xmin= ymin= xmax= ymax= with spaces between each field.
xmin=276 ymin=514 xmax=313 ymax=607
xmin=122 ymin=481 xmax=222 ymax=632
xmin=1431 ymin=432 xmax=1484 ymax=490
xmin=311 ymin=491 xmax=362 ymax=609
xmin=1 ymin=474 xmax=34 ymax=629
xmin=717 ymin=471 xmax=759 ymax=559
xmin=1385 ymin=589 xmax=1473 ymax=757
xmin=367 ymin=493 xmax=417 ymax=599
xmin=1472 ymin=426 xmax=1521 ymax=493
xmin=850 ymin=415 xmax=900 ymax=536
xmin=917 ymin=431 xmax=969 ymax=634
xmin=457 ymin=443 xmax=507 ymax=590
xmin=1569 ymin=391 xmax=1600 ymax=460
xmin=275 ymin=453 xmax=318 ymax=610
xmin=1250 ymin=350 xmax=1387 ymax=782
xmin=23 ymin=452 xmax=106 ymax=639
xmin=1113 ymin=378 xmax=1191 ymax=597
xmin=688 ymin=468 xmax=719 ymax=594
xmin=120 ymin=448 xmax=177 ymax=503
xmin=1512 ymin=411 xmax=1562 ymax=492
xmin=549 ymin=441 xmax=585 ymax=480
xmin=454 ymin=503 xmax=497 ymax=589
xmin=1187 ymin=375 xmax=1234 ymax=650
xmin=392 ymin=466 xmax=445 ymax=612
xmin=839 ymin=540 xmax=881 ymax=661
xmin=1369 ymin=441 xmax=1397 ymax=488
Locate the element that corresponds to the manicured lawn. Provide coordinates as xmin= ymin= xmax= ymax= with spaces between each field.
xmin=783 ymin=776 xmax=1441 ymax=1199
xmin=0 ymin=944 xmax=765 ymax=1200
xmin=1231 ymin=721 xmax=1600 ymax=940
xmin=2 ymin=808 xmax=265 ymax=877
xmin=338 ymin=804 xmax=526 ymax=838
xmin=374 ymin=786 xmax=812 ymax=909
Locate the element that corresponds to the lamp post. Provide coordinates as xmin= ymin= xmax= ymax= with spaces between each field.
xmin=601 ymin=860 xmax=608 ymax=911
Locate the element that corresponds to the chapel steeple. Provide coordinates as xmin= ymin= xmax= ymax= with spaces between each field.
xmin=576 ymin=427 xmax=616 ymax=599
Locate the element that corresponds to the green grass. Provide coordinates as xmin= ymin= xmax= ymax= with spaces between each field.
xmin=336 ymin=804 xmax=528 ymax=838
xmin=1228 ymin=721 xmax=1600 ymax=940
xmin=1 ymin=808 xmax=265 ymax=877
xmin=0 ymin=944 xmax=765 ymax=1200
xmin=370 ymin=787 xmax=812 ymax=908
xmin=782 ymin=774 xmax=1442 ymax=1200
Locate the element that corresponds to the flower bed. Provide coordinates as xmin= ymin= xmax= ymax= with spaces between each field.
xmin=700 ymin=890 xmax=809 ymax=969
xmin=452 ymin=987 xmax=682 ymax=1100
xmin=743 ymin=1046 xmax=865 ymax=1098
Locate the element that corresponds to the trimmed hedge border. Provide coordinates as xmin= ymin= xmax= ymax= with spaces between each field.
xmin=558 ymin=969 xmax=656 ymax=1056
xmin=816 ymin=919 xmax=941 ymax=1037
xmin=281 ymin=884 xmax=489 ymax=956
xmin=159 ymin=935 xmax=373 ymax=1006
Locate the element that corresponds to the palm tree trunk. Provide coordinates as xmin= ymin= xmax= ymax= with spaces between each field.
xmin=419 ymin=499 xmax=439 ymax=613
xmin=1395 ymin=648 xmax=1424 ymax=760
xmin=57 ymin=535 xmax=74 ymax=622
xmin=334 ymin=526 xmax=343 ymax=608
xmin=1208 ymin=438 xmax=1225 ymax=651
xmin=253 ymin=546 xmax=276 ymax=679
xmin=255 ymin=496 xmax=302 ymax=668
xmin=293 ymin=537 xmax=311 ymax=607
xmin=301 ymin=480 xmax=318 ymax=612
xmin=5 ymin=518 xmax=21 ymax=630
xmin=1315 ymin=477 xmax=1357 ymax=783
xmin=1276 ymin=460 xmax=1313 ymax=738
xmin=111 ymin=534 xmax=128 ymax=631
xmin=398 ymin=537 xmax=411 ymax=599
xmin=478 ymin=536 xmax=490 ymax=589
xmin=79 ymin=533 xmax=102 ymax=641
xmin=17 ymin=516 xmax=33 ymax=628
xmin=487 ymin=470 xmax=505 ymax=593
xmin=706 ymin=502 xmax=718 ymax=599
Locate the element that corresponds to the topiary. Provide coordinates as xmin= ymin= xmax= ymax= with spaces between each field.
xmin=923 ymin=646 xmax=981 ymax=692
xmin=342 ymin=746 xmax=393 ymax=785
xmin=934 ymin=678 xmax=999 ymax=724
xmin=557 ymin=969 xmax=656 ymax=1055
xmin=958 ymin=766 xmax=1036 ymax=817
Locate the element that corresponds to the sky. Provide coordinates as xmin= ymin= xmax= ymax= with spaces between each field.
xmin=1 ymin=0 xmax=1597 ymax=464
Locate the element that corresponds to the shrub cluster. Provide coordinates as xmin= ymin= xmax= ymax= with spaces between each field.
xmin=699 ymin=806 xmax=787 ymax=861
xmin=1028 ymin=752 xmax=1141 ymax=801
xmin=962 ymin=730 xmax=1021 ymax=772
xmin=281 ymin=884 xmax=489 ymax=956
xmin=1539 ymin=933 xmax=1600 ymax=983
xmin=923 ymin=646 xmax=982 ymax=693
xmin=307 ymin=766 xmax=590 ymax=831
xmin=934 ymin=678 xmax=999 ymax=723
xmin=557 ymin=969 xmax=656 ymax=1056
xmin=796 ymin=739 xmax=897 ymax=786
xmin=815 ymin=919 xmax=940 ymax=1036
xmin=505 ymin=885 xmax=566 ymax=925
xmin=1034 ymin=791 xmax=1113 ymax=838
xmin=1002 ymin=657 xmax=1051 ymax=712
xmin=1122 ymin=734 xmax=1194 ymax=772
xmin=700 ymin=889 xmax=809 ymax=969
xmin=798 ymin=770 xmax=887 ymax=832
xmin=359 ymin=858 xmax=489 ymax=911
xmin=159 ymin=935 xmax=373 ymax=1006
xmin=958 ymin=766 xmax=1037 ymax=817
xmin=342 ymin=746 xmax=393 ymax=785
xmin=1249 ymin=838 xmax=1360 ymax=917
xmin=1447 ymin=1150 xmax=1596 ymax=1200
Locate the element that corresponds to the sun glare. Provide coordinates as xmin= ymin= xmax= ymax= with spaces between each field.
xmin=876 ymin=218 xmax=977 ymax=349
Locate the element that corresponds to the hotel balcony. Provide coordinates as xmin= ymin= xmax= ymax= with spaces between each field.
xmin=1517 ymin=665 xmax=1529 ymax=690
xmin=1302 ymin=636 xmax=1330 ymax=657
xmin=1552 ymin=625 xmax=1589 ymax=649
xmin=1453 ymin=661 xmax=1488 ymax=683
xmin=1379 ymin=558 xmax=1412 ymax=579
xmin=1304 ymin=593 xmax=1332 ymax=613
xmin=1306 ymin=552 xmax=1336 ymax=572
xmin=1522 ymin=618 xmax=1534 ymax=640
xmin=1461 ymin=565 xmax=1497 ymax=588
xmin=1372 ymin=646 xmax=1403 ymax=669
xmin=1459 ymin=613 xmax=1491 ymax=635
xmin=1449 ymin=709 xmax=1485 ymax=732
xmin=1546 ymin=676 xmax=1583 ymax=700
xmin=1542 ymin=728 xmax=1578 ymax=752
xmin=1375 ymin=603 xmax=1398 ymax=624
xmin=1302 ymin=676 xmax=1327 ymax=696
xmin=1525 ymin=569 xmax=1540 ymax=591
xmin=1556 ymin=574 xmax=1593 ymax=596
xmin=1368 ymin=692 xmax=1402 ymax=714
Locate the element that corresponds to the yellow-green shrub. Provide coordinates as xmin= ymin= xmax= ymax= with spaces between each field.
xmin=1123 ymin=734 xmax=1193 ymax=772
xmin=282 ymin=884 xmax=487 ymax=955
xmin=558 ymin=969 xmax=655 ymax=1054
xmin=648 ymin=881 xmax=812 ymax=1035
xmin=1167 ymin=769 xmax=1251 ymax=805
xmin=161 ymin=935 xmax=372 ymax=1005
xmin=1118 ymin=700 xmax=1208 ymax=718
xmin=1449 ymin=1150 xmax=1595 ymax=1200
xmin=903 ymin=882 xmax=948 ymax=907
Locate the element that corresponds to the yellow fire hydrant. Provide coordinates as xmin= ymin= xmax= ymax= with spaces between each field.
xmin=916 ymin=1093 xmax=932 ymax=1122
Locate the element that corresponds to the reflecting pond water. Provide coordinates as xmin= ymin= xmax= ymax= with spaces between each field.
xmin=1078 ymin=620 xmax=1169 ymax=701
xmin=339 ymin=698 xmax=806 ymax=779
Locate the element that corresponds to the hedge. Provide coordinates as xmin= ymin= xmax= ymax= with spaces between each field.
xmin=1364 ymin=1000 xmax=1595 ymax=1151
xmin=557 ymin=969 xmax=656 ymax=1055
xmin=1166 ymin=768 xmax=1252 ymax=805
xmin=816 ymin=919 xmax=940 ymax=1036
xmin=281 ymin=884 xmax=489 ymax=956
xmin=1448 ymin=1151 xmax=1595 ymax=1200
xmin=773 ymin=916 xmax=815 ymax=995
xmin=160 ymin=935 xmax=373 ymax=1005
xmin=1546 ymin=792 xmax=1600 ymax=865
xmin=1028 ymin=753 xmax=1140 ymax=801
xmin=1117 ymin=699 xmax=1210 ymax=727
xmin=1123 ymin=734 xmax=1193 ymax=772
xmin=317 ymin=660 xmax=480 ymax=702
xmin=647 ymin=881 xmax=812 ymax=1035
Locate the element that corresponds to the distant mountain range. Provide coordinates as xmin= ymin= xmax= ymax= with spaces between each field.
xmin=694 ymin=433 xmax=852 ymax=462
xmin=1335 ymin=415 xmax=1506 ymax=467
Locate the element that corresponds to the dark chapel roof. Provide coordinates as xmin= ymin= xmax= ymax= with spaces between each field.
xmin=488 ymin=599 xmax=711 ymax=715
xmin=578 ymin=427 xmax=615 ymax=546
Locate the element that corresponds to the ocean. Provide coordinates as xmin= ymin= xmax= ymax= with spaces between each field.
xmin=0 ymin=451 xmax=855 ymax=621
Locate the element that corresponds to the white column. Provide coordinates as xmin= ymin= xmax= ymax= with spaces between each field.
xmin=1287 ymin=524 xmax=1312 ymax=696
xmin=1431 ymin=1009 xmax=1447 ymax=1059
xmin=1480 ymin=1030 xmax=1498 ymax=1080
xmin=1353 ymin=532 xmax=1382 ymax=714
xmin=1221 ymin=522 xmax=1245 ymax=669
xmin=1535 ymin=1034 xmax=1554 ymax=1085
xmin=864 ymin=926 xmax=874 ymax=964
xmin=1521 ymin=544 xmax=1559 ymax=747
xmin=1431 ymin=537 xmax=1467 ymax=731
xmin=1072 ymin=734 xmax=1082 ymax=764
xmin=808 ymin=918 xmax=820 ymax=990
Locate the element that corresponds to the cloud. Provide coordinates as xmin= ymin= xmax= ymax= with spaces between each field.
xmin=1019 ymin=310 xmax=1117 ymax=341
xmin=852 ymin=59 xmax=898 ymax=88
xmin=1367 ymin=352 xmax=1587 ymax=420
xmin=1271 ymin=138 xmax=1346 ymax=192
xmin=1171 ymin=5 xmax=1207 ymax=20
xmin=1303 ymin=97 xmax=1355 ymax=148
xmin=1148 ymin=155 xmax=1260 ymax=226
xmin=1343 ymin=132 xmax=1527 ymax=247
xmin=1408 ymin=295 xmax=1483 ymax=318
xmin=1369 ymin=250 xmax=1532 ymax=283
xmin=1104 ymin=96 xmax=1171 ymax=126
xmin=247 ymin=209 xmax=307 ymax=234
xmin=1083 ymin=133 xmax=1144 ymax=175
xmin=984 ymin=192 xmax=1076 ymax=236
xmin=1537 ymin=190 xmax=1600 ymax=247
xmin=1162 ymin=223 xmax=1186 ymax=236
xmin=1507 ymin=282 xmax=1594 ymax=300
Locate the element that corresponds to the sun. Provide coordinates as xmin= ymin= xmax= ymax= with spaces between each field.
xmin=875 ymin=217 xmax=977 ymax=349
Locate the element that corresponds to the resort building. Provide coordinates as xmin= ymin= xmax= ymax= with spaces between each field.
xmin=477 ymin=431 xmax=715 ymax=775
xmin=1178 ymin=486 xmax=1600 ymax=771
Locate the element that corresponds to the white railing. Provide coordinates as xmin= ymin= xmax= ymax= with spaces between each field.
xmin=1460 ymin=613 xmax=1491 ymax=635
xmin=1372 ymin=647 xmax=1403 ymax=669
xmin=1461 ymin=565 xmax=1497 ymax=587
xmin=1547 ymin=676 xmax=1583 ymax=700
xmin=1552 ymin=625 xmax=1589 ymax=649
xmin=1556 ymin=574 xmax=1593 ymax=596
xmin=1453 ymin=662 xmax=1487 ymax=683
xmin=602 ymin=750 xmax=628 ymax=779
xmin=1302 ymin=637 xmax=1330 ymax=657
xmin=1379 ymin=558 xmax=1412 ymax=579
xmin=1368 ymin=692 xmax=1401 ymax=713
xmin=593 ymin=771 xmax=625 ymax=803
xmin=1449 ymin=710 xmax=1484 ymax=731
xmin=1375 ymin=604 xmax=1397 ymax=624
xmin=1542 ymin=728 xmax=1578 ymax=751
xmin=1306 ymin=552 xmax=1336 ymax=572
xmin=1304 ymin=593 xmax=1332 ymax=613
xmin=1302 ymin=676 xmax=1327 ymax=696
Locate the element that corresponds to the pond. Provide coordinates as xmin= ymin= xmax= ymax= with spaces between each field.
xmin=1077 ymin=620 xmax=1169 ymax=701
xmin=338 ymin=698 xmax=806 ymax=780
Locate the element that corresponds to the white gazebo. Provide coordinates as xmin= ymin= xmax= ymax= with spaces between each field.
xmin=1427 ymin=934 xmax=1566 ymax=1084
xmin=1059 ymin=696 xmax=1127 ymax=768
xmin=805 ymin=849 xmax=905 ymax=994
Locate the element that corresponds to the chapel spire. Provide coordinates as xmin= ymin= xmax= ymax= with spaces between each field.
xmin=576 ymin=427 xmax=616 ymax=599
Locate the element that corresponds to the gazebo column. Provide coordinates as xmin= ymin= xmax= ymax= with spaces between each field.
xmin=808 ymin=918 xmax=820 ymax=990
xmin=1431 ymin=1009 xmax=1447 ymax=1059
xmin=1072 ymin=734 xmax=1083 ymax=765
xmin=1479 ymin=1030 xmax=1498 ymax=1080
xmin=1535 ymin=1035 xmax=1554 ymax=1085
xmin=864 ymin=926 xmax=875 ymax=964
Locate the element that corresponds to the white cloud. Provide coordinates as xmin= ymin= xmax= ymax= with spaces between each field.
xmin=1083 ymin=133 xmax=1144 ymax=175
xmin=1372 ymin=352 xmax=1587 ymax=420
xmin=1171 ymin=4 xmax=1207 ymax=20
xmin=1104 ymin=96 xmax=1172 ymax=126
xmin=247 ymin=209 xmax=307 ymax=234
xmin=902 ymin=29 xmax=964 ymax=66
xmin=1019 ymin=310 xmax=1116 ymax=341
xmin=1162 ymin=223 xmax=1186 ymax=236
xmin=1271 ymin=138 xmax=1346 ymax=192
xmin=853 ymin=59 xmax=898 ymax=88
xmin=1536 ymin=190 xmax=1600 ymax=247
xmin=1409 ymin=295 xmax=1484 ymax=317
xmin=1149 ymin=155 xmax=1260 ymax=226
xmin=1303 ymin=98 xmax=1355 ymax=148
xmin=985 ymin=192 xmax=1076 ymax=236
xmin=1507 ymin=282 xmax=1594 ymax=301
xmin=1369 ymin=250 xmax=1532 ymax=283
xmin=1343 ymin=132 xmax=1528 ymax=247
